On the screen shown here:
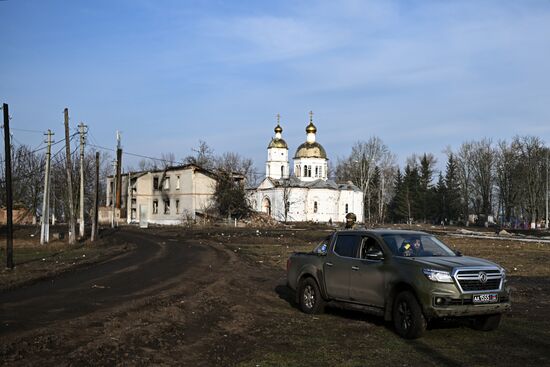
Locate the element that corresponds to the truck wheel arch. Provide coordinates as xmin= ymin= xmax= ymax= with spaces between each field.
xmin=385 ymin=283 xmax=420 ymax=322
xmin=296 ymin=273 xmax=328 ymax=304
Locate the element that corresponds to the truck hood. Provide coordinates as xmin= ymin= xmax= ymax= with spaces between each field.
xmin=399 ymin=256 xmax=500 ymax=271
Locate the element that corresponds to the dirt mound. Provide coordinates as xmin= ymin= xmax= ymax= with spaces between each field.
xmin=245 ymin=212 xmax=284 ymax=228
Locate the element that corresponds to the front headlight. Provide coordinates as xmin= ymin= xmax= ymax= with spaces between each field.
xmin=423 ymin=269 xmax=453 ymax=283
xmin=501 ymin=267 xmax=507 ymax=283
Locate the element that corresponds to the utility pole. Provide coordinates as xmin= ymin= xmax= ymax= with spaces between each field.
xmin=40 ymin=130 xmax=54 ymax=245
xmin=3 ymin=103 xmax=14 ymax=269
xmin=111 ymin=160 xmax=117 ymax=228
xmin=91 ymin=152 xmax=99 ymax=242
xmin=78 ymin=122 xmax=87 ymax=238
xmin=546 ymin=148 xmax=548 ymax=229
xmin=115 ymin=131 xmax=122 ymax=210
xmin=64 ymin=108 xmax=76 ymax=244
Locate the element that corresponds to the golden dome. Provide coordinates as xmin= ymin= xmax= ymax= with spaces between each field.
xmin=268 ymin=138 xmax=288 ymax=149
xmin=305 ymin=122 xmax=317 ymax=134
xmin=294 ymin=141 xmax=327 ymax=159
xmin=274 ymin=124 xmax=283 ymax=134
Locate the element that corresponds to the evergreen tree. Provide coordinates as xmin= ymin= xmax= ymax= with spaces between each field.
xmin=388 ymin=169 xmax=405 ymax=222
xmin=213 ymin=171 xmax=250 ymax=219
xmin=370 ymin=166 xmax=381 ymax=223
xmin=435 ymin=172 xmax=447 ymax=223
xmin=392 ymin=164 xmax=421 ymax=223
xmin=445 ymin=154 xmax=461 ymax=222
xmin=419 ymin=153 xmax=435 ymax=222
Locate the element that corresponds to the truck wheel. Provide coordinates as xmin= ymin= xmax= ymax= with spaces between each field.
xmin=392 ymin=291 xmax=426 ymax=339
xmin=472 ymin=314 xmax=501 ymax=331
xmin=298 ymin=278 xmax=325 ymax=314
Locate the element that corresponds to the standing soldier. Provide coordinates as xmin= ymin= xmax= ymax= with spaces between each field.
xmin=344 ymin=212 xmax=358 ymax=229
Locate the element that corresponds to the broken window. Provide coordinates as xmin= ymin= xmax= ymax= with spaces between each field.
xmin=153 ymin=177 xmax=159 ymax=190
xmin=175 ymin=199 xmax=180 ymax=214
xmin=281 ymin=166 xmax=284 ymax=177
xmin=345 ymin=203 xmax=349 ymax=214
xmin=153 ymin=200 xmax=158 ymax=214
xmin=176 ymin=175 xmax=180 ymax=190
xmin=314 ymin=201 xmax=318 ymax=213
xmin=315 ymin=166 xmax=319 ymax=177
xmin=163 ymin=176 xmax=170 ymax=190
xmin=164 ymin=199 xmax=170 ymax=214
xmin=307 ymin=166 xmax=312 ymax=177
xmin=296 ymin=165 xmax=300 ymax=177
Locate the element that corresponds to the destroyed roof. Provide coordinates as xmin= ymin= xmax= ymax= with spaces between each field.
xmin=108 ymin=163 xmax=216 ymax=179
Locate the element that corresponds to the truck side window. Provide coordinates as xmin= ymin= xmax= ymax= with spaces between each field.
xmin=333 ymin=235 xmax=361 ymax=258
xmin=361 ymin=237 xmax=382 ymax=259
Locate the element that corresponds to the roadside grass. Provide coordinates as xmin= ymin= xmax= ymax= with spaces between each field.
xmin=226 ymin=229 xmax=550 ymax=367
xmin=0 ymin=238 xmax=131 ymax=291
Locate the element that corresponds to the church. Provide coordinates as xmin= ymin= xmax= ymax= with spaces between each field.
xmin=247 ymin=113 xmax=364 ymax=223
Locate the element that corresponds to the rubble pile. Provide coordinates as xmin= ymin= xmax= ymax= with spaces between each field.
xmin=245 ymin=212 xmax=284 ymax=228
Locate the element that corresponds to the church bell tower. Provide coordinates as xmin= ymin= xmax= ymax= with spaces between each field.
xmin=266 ymin=114 xmax=289 ymax=179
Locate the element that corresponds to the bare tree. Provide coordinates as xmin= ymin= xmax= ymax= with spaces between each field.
xmin=455 ymin=142 xmax=475 ymax=225
xmin=183 ymin=140 xmax=215 ymax=170
xmin=470 ymin=139 xmax=495 ymax=223
xmin=335 ymin=136 xmax=396 ymax=223
xmin=495 ymin=140 xmax=521 ymax=223
xmin=514 ymin=136 xmax=546 ymax=226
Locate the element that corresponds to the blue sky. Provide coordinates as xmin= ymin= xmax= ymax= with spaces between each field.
xmin=1 ymin=0 xmax=549 ymax=174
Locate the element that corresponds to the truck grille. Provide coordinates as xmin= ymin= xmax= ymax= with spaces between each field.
xmin=454 ymin=268 xmax=503 ymax=293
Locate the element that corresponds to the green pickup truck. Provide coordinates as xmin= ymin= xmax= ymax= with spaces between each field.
xmin=286 ymin=229 xmax=511 ymax=339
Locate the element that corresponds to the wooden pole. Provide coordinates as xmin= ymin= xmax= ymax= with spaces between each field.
xmin=115 ymin=131 xmax=122 ymax=209
xmin=91 ymin=152 xmax=99 ymax=241
xmin=3 ymin=103 xmax=14 ymax=269
xmin=64 ymin=108 xmax=76 ymax=244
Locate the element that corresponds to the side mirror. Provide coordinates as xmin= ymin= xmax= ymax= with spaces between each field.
xmin=366 ymin=250 xmax=384 ymax=260
xmin=315 ymin=243 xmax=328 ymax=256
xmin=455 ymin=249 xmax=463 ymax=257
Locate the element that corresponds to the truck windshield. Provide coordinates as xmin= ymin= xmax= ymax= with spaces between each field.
xmin=381 ymin=234 xmax=456 ymax=257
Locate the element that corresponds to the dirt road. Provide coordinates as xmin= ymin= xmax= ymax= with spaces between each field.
xmin=1 ymin=228 xmax=284 ymax=366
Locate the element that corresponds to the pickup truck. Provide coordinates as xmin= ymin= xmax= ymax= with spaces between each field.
xmin=286 ymin=229 xmax=511 ymax=339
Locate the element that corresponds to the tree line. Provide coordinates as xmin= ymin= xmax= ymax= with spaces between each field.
xmin=336 ymin=136 xmax=549 ymax=227
xmin=0 ymin=143 xmax=112 ymax=224
xmin=1 ymin=135 xmax=547 ymax=227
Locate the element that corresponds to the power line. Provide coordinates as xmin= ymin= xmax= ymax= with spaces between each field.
xmin=87 ymin=143 xmax=179 ymax=165
xmin=0 ymin=127 xmax=44 ymax=134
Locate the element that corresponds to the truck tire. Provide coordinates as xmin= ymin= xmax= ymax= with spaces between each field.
xmin=392 ymin=291 xmax=427 ymax=339
xmin=298 ymin=278 xmax=325 ymax=314
xmin=472 ymin=314 xmax=501 ymax=331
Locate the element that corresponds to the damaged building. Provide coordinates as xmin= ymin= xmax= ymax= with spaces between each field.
xmin=105 ymin=164 xmax=217 ymax=226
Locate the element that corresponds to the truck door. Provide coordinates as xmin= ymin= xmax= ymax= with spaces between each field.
xmin=349 ymin=236 xmax=386 ymax=307
xmin=323 ymin=234 xmax=362 ymax=301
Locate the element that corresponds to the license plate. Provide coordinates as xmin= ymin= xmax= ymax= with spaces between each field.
xmin=473 ymin=293 xmax=498 ymax=304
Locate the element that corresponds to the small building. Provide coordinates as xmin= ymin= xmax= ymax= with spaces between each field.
xmin=248 ymin=113 xmax=363 ymax=223
xmin=0 ymin=206 xmax=35 ymax=225
xmin=106 ymin=164 xmax=217 ymax=225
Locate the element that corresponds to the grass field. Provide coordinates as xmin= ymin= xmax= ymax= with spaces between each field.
xmin=218 ymin=227 xmax=550 ymax=367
